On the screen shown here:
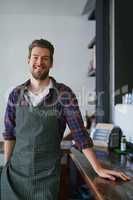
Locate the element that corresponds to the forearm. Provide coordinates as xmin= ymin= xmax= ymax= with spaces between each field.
xmin=82 ymin=147 xmax=130 ymax=181
xmin=4 ymin=140 xmax=16 ymax=163
xmin=82 ymin=147 xmax=102 ymax=173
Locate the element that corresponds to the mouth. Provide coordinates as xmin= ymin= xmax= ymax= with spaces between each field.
xmin=34 ymin=66 xmax=45 ymax=72
xmin=33 ymin=66 xmax=48 ymax=75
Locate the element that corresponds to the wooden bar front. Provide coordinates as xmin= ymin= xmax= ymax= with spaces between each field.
xmin=70 ymin=147 xmax=133 ymax=200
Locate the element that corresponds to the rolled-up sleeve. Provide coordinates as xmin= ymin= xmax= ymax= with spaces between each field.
xmin=62 ymin=87 xmax=93 ymax=150
xmin=2 ymin=90 xmax=16 ymax=140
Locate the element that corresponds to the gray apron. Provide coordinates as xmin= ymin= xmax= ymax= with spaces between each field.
xmin=1 ymin=91 xmax=62 ymax=200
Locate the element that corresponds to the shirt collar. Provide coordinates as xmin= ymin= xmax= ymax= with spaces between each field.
xmin=20 ymin=76 xmax=59 ymax=93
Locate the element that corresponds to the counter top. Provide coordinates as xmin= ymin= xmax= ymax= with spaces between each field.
xmin=70 ymin=147 xmax=133 ymax=200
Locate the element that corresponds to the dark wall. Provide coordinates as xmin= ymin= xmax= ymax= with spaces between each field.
xmin=115 ymin=1 xmax=133 ymax=104
xmin=96 ymin=0 xmax=110 ymax=122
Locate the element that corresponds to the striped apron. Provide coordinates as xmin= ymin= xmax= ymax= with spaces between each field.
xmin=1 ymin=96 xmax=62 ymax=200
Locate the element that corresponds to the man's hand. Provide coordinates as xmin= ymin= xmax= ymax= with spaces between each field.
xmin=96 ymin=167 xmax=130 ymax=181
xmin=4 ymin=140 xmax=16 ymax=163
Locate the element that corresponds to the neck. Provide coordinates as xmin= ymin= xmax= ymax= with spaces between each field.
xmin=29 ymin=76 xmax=51 ymax=94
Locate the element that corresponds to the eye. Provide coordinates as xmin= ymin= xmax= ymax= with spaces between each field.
xmin=33 ymin=56 xmax=38 ymax=60
xmin=42 ymin=57 xmax=49 ymax=61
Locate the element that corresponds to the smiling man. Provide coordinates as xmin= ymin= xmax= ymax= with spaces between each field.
xmin=1 ymin=38 xmax=130 ymax=200
xmin=29 ymin=46 xmax=52 ymax=81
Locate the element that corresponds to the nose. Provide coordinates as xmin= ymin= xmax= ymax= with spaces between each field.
xmin=36 ymin=57 xmax=43 ymax=66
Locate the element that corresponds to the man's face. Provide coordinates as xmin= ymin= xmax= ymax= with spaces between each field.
xmin=28 ymin=47 xmax=53 ymax=80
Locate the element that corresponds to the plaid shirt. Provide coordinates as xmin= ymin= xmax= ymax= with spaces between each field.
xmin=3 ymin=77 xmax=93 ymax=150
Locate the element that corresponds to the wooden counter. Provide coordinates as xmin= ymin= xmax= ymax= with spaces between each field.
xmin=70 ymin=147 xmax=133 ymax=200
xmin=0 ymin=140 xmax=133 ymax=199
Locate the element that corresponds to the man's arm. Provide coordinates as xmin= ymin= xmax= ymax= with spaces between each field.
xmin=3 ymin=89 xmax=17 ymax=163
xmin=4 ymin=140 xmax=16 ymax=163
xmin=82 ymin=147 xmax=130 ymax=181
xmin=62 ymin=87 xmax=130 ymax=181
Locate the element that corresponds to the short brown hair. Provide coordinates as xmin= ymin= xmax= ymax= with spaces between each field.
xmin=28 ymin=38 xmax=54 ymax=63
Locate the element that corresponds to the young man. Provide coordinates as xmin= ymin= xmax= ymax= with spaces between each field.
xmin=1 ymin=39 xmax=130 ymax=200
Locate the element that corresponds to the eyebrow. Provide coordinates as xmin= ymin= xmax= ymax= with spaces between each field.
xmin=32 ymin=54 xmax=50 ymax=58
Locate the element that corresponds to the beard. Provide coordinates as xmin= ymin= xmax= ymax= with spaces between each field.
xmin=31 ymin=69 xmax=50 ymax=80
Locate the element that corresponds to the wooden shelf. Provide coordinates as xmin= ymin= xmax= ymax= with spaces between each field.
xmin=86 ymin=0 xmax=96 ymax=20
xmin=88 ymin=9 xmax=95 ymax=20
xmin=88 ymin=36 xmax=96 ymax=49
xmin=82 ymin=0 xmax=96 ymax=20
xmin=88 ymin=69 xmax=96 ymax=77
